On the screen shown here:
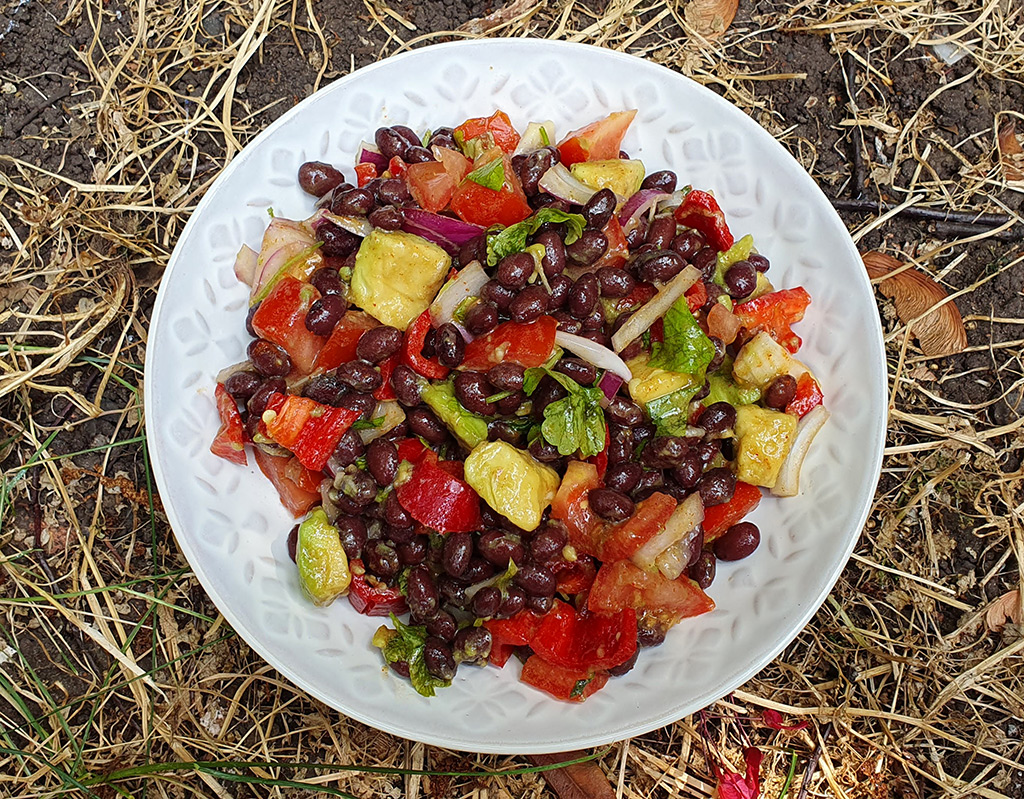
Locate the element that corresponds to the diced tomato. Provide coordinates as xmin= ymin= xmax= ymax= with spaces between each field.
xmin=402 ymin=309 xmax=449 ymax=379
xmin=486 ymin=610 xmax=545 ymax=647
xmin=733 ymin=287 xmax=811 ymax=354
xmin=348 ymin=568 xmax=408 ymax=616
xmin=455 ymin=110 xmax=520 ymax=154
xmin=616 ymin=281 xmax=657 ymax=312
xmin=394 ymin=451 xmax=482 ymax=533
xmin=251 ymin=277 xmax=324 ymax=375
xmin=460 ymin=316 xmax=558 ymax=371
xmin=354 ymin=162 xmax=378 ymax=187
xmin=590 ymin=216 xmax=629 ymax=269
xmin=530 ymin=600 xmax=637 ymax=672
xmin=284 ymin=455 xmax=322 ymax=494
xmin=554 ymin=557 xmax=598 ymax=595
xmin=434 ymin=146 xmax=472 ymax=184
xmin=210 ymin=384 xmax=247 ymax=465
xmin=488 ymin=641 xmax=516 ymax=669
xmin=406 ymin=161 xmax=456 ymax=213
xmin=252 ymin=448 xmax=320 ymax=517
xmin=556 ymin=110 xmax=637 ymax=167
xmin=685 ymin=280 xmax=708 ymax=313
xmin=263 ymin=393 xmax=361 ymax=472
xmin=597 ymin=492 xmax=677 ymax=562
xmin=449 ymin=154 xmax=531 ymax=228
xmin=673 ymin=189 xmax=734 ymax=252
xmin=703 ymin=481 xmax=762 ymax=543
xmin=387 ymin=156 xmax=407 ymax=178
xmin=520 ymin=655 xmax=609 ymax=701
xmin=374 ymin=352 xmax=399 ymax=401
xmin=313 ymin=311 xmax=378 ymax=372
xmin=786 ymin=373 xmax=824 ymax=417
xmin=551 ymin=461 xmax=602 ymax=557
xmin=588 ymin=560 xmax=714 ymax=625
xmin=396 ymin=437 xmax=428 ymax=465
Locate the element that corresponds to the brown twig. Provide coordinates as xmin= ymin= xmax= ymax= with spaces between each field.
xmin=795 ymin=722 xmax=833 ymax=799
xmin=841 ymin=51 xmax=866 ymax=200
xmin=831 ymin=198 xmax=1022 ymax=240
xmin=15 ymin=86 xmax=72 ymax=135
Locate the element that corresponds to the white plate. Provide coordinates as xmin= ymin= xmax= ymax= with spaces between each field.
xmin=144 ymin=39 xmax=886 ymax=754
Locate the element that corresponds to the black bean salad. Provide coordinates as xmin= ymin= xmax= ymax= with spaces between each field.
xmin=209 ymin=109 xmax=830 ymax=700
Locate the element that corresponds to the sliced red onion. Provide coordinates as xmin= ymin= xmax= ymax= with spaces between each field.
xmin=429 ymin=260 xmax=488 ymax=328
xmin=772 ymin=404 xmax=830 ymax=498
xmin=597 ymin=371 xmax=624 ymax=401
xmin=538 ymin=163 xmax=597 ymax=206
xmin=358 ymin=141 xmax=387 ymax=170
xmin=233 ymin=244 xmax=258 ymax=287
xmin=513 ymin=120 xmax=556 ymax=155
xmin=554 ymin=331 xmax=632 ymax=382
xmin=611 ymin=265 xmax=700 ymax=353
xmin=401 ymin=208 xmax=486 ymax=255
xmin=251 ymin=242 xmax=306 ymax=300
xmin=618 ymin=189 xmax=670 ymax=230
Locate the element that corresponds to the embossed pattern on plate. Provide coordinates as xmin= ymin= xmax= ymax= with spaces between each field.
xmin=144 ymin=39 xmax=886 ymax=754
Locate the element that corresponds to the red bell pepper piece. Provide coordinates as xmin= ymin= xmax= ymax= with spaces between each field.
xmin=685 ymin=280 xmax=708 ymax=313
xmin=251 ymin=277 xmax=325 ymax=375
xmin=530 ymin=600 xmax=637 ymax=672
xmin=354 ymin=162 xmax=377 ymax=187
xmin=454 ymin=110 xmax=520 ymax=154
xmin=348 ymin=565 xmax=408 ymax=616
xmin=733 ymin=287 xmax=811 ymax=354
xmin=786 ymin=373 xmax=824 ymax=417
xmin=702 ymin=481 xmax=762 ymax=543
xmin=374 ymin=352 xmax=399 ymax=401
xmin=314 ymin=311 xmax=378 ymax=373
xmin=488 ymin=641 xmax=516 ymax=668
xmin=486 ymin=610 xmax=545 ymax=648
xmin=587 ymin=426 xmax=610 ymax=481
xmin=553 ymin=557 xmax=597 ymax=595
xmin=460 ymin=316 xmax=558 ymax=371
xmin=252 ymin=448 xmax=320 ymax=517
xmin=263 ymin=393 xmax=360 ymax=472
xmin=387 ymin=156 xmax=407 ymax=178
xmin=396 ymin=437 xmax=428 ymax=465
xmin=402 ymin=310 xmax=449 ymax=380
xmin=395 ymin=451 xmax=482 ymax=533
xmin=674 ymin=189 xmax=734 ymax=252
xmin=520 ymin=655 xmax=609 ymax=701
xmin=210 ymin=384 xmax=247 ymax=465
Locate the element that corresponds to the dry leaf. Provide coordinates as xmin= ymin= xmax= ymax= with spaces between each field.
xmin=458 ymin=0 xmax=541 ymax=33
xmin=684 ymin=0 xmax=738 ymax=38
xmin=986 ymin=589 xmax=1022 ymax=633
xmin=528 ymin=751 xmax=615 ymax=799
xmin=862 ymin=251 xmax=968 ymax=357
xmin=998 ymin=120 xmax=1024 ymax=182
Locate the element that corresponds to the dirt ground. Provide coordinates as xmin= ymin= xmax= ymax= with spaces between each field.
xmin=1 ymin=0 xmax=1023 ymax=797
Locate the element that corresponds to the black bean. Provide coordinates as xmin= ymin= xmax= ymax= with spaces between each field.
xmin=442 ymin=532 xmax=472 ymax=578
xmin=509 ymin=285 xmax=550 ymax=324
xmin=529 ymin=523 xmax=568 ymax=562
xmin=335 ymin=360 xmax=383 ymax=393
xmin=748 ymin=253 xmax=770 ymax=273
xmin=581 ymin=306 xmax=605 ymax=332
xmin=531 ymin=376 xmax=567 ymax=417
xmin=566 ymin=229 xmax=608 ymax=266
xmin=458 ymin=234 xmax=487 ymax=267
xmin=638 ymin=250 xmax=686 ymax=283
xmin=532 ymin=195 xmax=571 ymax=214
xmin=224 ymin=371 xmax=261 ymax=403
xmin=406 ymin=565 xmax=440 ymax=621
xmin=693 ymin=380 xmax=710 ymax=403
xmin=286 ymin=524 xmax=299 ymax=562
xmin=555 ymin=357 xmax=597 ymax=386
xmin=714 ymin=522 xmax=760 ymax=561
xmin=518 ymin=149 xmax=554 ymax=196
xmin=435 ymin=323 xmax=466 ymax=368
xmin=671 ymin=450 xmax=702 ymax=489
xmin=389 ymin=125 xmax=421 ymax=149
xmin=641 ymin=170 xmax=677 ymax=192
xmin=438 ymin=575 xmax=468 ymax=608
xmin=526 ymin=594 xmax=554 ymax=614
xmin=486 ymin=362 xmax=525 ymax=392
xmin=364 ymin=540 xmax=400 ymax=579
xmin=316 ymin=221 xmax=360 ymax=258
xmin=642 ymin=436 xmax=691 ymax=469
xmin=607 ymin=397 xmax=643 ymax=427
xmin=765 ymin=374 xmax=797 ymax=410
xmin=331 ymin=516 xmax=364 ymax=560
xmin=568 ymin=273 xmax=599 ymax=319
xmin=707 ymin=336 xmax=726 ymax=372
xmin=464 ymin=301 xmax=499 ymax=335
xmin=248 ymin=339 xmax=292 ymax=377
xmin=407 ymin=407 xmax=447 ymax=444
xmin=462 ymin=557 xmax=495 ymax=584
xmin=693 ymin=247 xmax=718 ymax=280
xmin=608 ymin=426 xmax=634 ymax=465
xmin=582 ymin=188 xmax=616 ymax=230
xmin=404 ymin=145 xmax=433 ymax=164
xmin=605 ymin=462 xmax=642 ymax=494
xmin=355 ymin=326 xmax=402 ymax=364
xmin=487 ymin=420 xmax=523 ymax=445
xmin=670 ymin=230 xmax=705 ymax=260
xmin=725 ymin=260 xmax=757 ymax=298
xmin=303 ymin=374 xmax=346 ymax=406
xmin=495 ymin=390 xmax=525 ymax=415
xmin=298 ymin=161 xmax=346 ymax=197
xmin=633 ymin=469 xmax=664 ymax=497
xmin=480 ymin=279 xmax=515 ymax=312
xmin=310 ymin=266 xmax=344 ymax=296
xmin=374 ymin=127 xmax=409 ymax=160
xmin=497 ymin=586 xmax=527 ymax=619
xmin=245 ymin=303 xmax=261 ymax=337
xmin=514 ymin=564 xmax=556 ymax=597
xmin=425 ymin=609 xmax=457 ymax=641
xmin=699 ymin=467 xmax=736 ymax=507
xmin=332 ymin=187 xmax=375 ymax=216
xmin=452 ymin=371 xmax=494 ymax=416
xmin=589 ymin=488 xmax=634 ymax=522
xmin=597 ymin=266 xmax=634 ymax=298
xmin=376 ymin=178 xmax=410 ymax=206
xmin=366 ymin=438 xmax=399 ymax=486
xmin=607 ymin=649 xmax=639 ymax=677
xmin=696 ymin=438 xmax=720 ymax=467
xmin=646 ymin=214 xmax=677 ymax=249
xmin=637 ymin=623 xmax=666 ymax=648
xmin=535 ymin=230 xmax=567 ymax=278
xmin=368 ymin=205 xmax=404 ymax=230
xmin=477 ymin=531 xmax=524 ymax=567
xmin=397 ymin=537 xmax=428 ymax=566
xmin=697 ymin=402 xmax=735 ymax=435
xmin=624 ymin=217 xmax=648 ymax=249
xmin=329 ymin=429 xmax=364 ymax=469
xmin=528 ymin=437 xmax=561 ymax=464
xmin=497 ymin=252 xmax=535 ymax=289
xmin=304 ymin=294 xmax=346 ymax=337
xmin=423 ymin=637 xmax=456 ymax=680
xmin=391 ymin=364 xmax=421 ymax=407
xmin=551 ymin=310 xmax=582 ymax=334
xmin=472 ymin=586 xmax=502 ymax=619
xmin=452 ymin=626 xmax=492 ymax=664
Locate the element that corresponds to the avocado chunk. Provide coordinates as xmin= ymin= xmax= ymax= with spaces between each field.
xmin=705 ymin=372 xmax=761 ymax=408
xmin=627 ymin=354 xmax=699 ymax=405
xmin=420 ymin=380 xmax=488 ymax=450
xmin=296 ymin=507 xmax=351 ymax=607
xmin=463 ymin=441 xmax=560 ymax=532
xmin=733 ymin=405 xmax=797 ymax=488
xmin=350 ymin=230 xmax=451 ymax=331
xmin=570 ymin=159 xmax=646 ymax=198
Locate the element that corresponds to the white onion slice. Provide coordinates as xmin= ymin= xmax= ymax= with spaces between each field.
xmin=656 ymin=189 xmax=689 ymax=212
xmin=631 ymin=492 xmax=704 ymax=573
xmin=233 ymin=244 xmax=259 ymax=287
xmin=513 ymin=121 xmax=556 ymax=155
xmin=429 ymin=261 xmax=488 ymax=327
xmin=215 ymin=360 xmax=252 ymax=384
xmin=771 ymin=405 xmax=830 ymax=498
xmin=554 ymin=331 xmax=632 ymax=382
xmin=357 ymin=401 xmax=407 ymax=445
xmin=610 ymin=265 xmax=701 ymax=353
xmin=320 ymin=211 xmax=374 ymax=238
xmin=538 ymin=163 xmax=597 ymax=205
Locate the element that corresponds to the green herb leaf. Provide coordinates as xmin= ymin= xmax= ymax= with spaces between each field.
xmin=644 ymin=382 xmax=703 ymax=436
xmin=570 ymin=677 xmax=593 ymax=699
xmin=486 ymin=209 xmax=587 ymax=267
xmin=373 ymin=614 xmax=451 ymax=698
xmin=541 ymin=386 xmax=607 ymax=458
xmin=352 ymin=416 xmax=385 ymax=431
xmin=647 ymin=297 xmax=715 ymax=377
xmin=465 ymin=157 xmax=505 ymax=190
xmin=539 ymin=126 xmax=551 ymax=146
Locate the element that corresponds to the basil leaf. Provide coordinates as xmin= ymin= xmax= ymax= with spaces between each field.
xmin=486 ymin=209 xmax=587 ymax=267
xmin=465 ymin=157 xmax=505 ymax=190
xmin=647 ymin=297 xmax=715 ymax=377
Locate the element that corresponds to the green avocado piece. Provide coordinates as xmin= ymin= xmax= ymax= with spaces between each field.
xmin=705 ymin=372 xmax=762 ymax=408
xmin=296 ymin=507 xmax=351 ymax=607
xmin=570 ymin=159 xmax=646 ymax=197
xmin=420 ymin=380 xmax=489 ymax=450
